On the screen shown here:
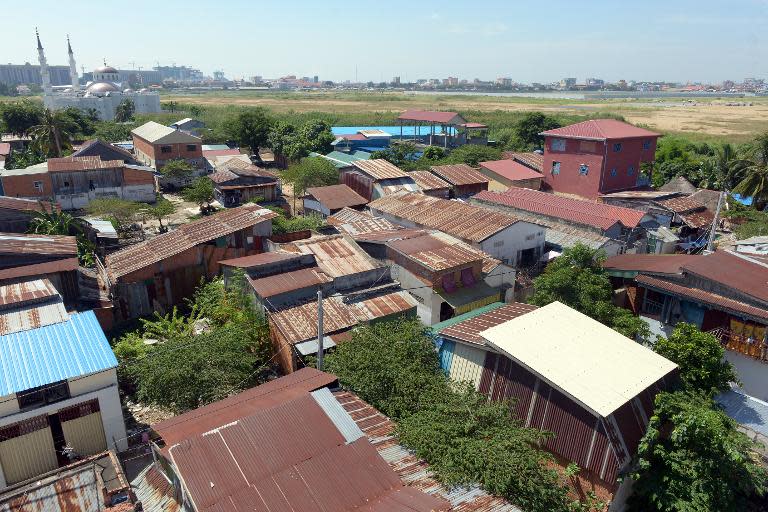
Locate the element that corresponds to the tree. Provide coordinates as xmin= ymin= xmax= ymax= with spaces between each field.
xmin=654 ymin=323 xmax=738 ymax=395
xmin=529 ymin=244 xmax=650 ymax=341
xmin=29 ymin=108 xmax=79 ymax=157
xmin=282 ymin=156 xmax=339 ymax=211
xmin=60 ymin=107 xmax=96 ymax=137
xmin=0 ymin=99 xmax=42 ymax=135
xmin=141 ymin=195 xmax=176 ymax=233
xmin=86 ymin=197 xmax=140 ymax=233
xmin=734 ymin=133 xmax=768 ymax=210
xmin=227 ymin=108 xmax=273 ymax=153
xmin=628 ymin=391 xmax=767 ymax=512
xmin=297 ymin=119 xmax=335 ymax=154
xmin=188 ymin=105 xmax=203 ymax=117
xmin=28 ymin=207 xmax=95 ymax=267
xmin=162 ymin=100 xmax=179 ymax=113
xmin=6 ymin=146 xmax=46 ymax=169
xmin=267 ymin=121 xmax=297 ymax=158
xmin=444 ymin=144 xmax=502 ymax=166
xmin=515 ymin=112 xmax=561 ymax=148
xmin=182 ymin=177 xmax=216 ymax=214
xmin=370 ymin=142 xmax=419 ymax=168
xmin=160 ymin=159 xmax=195 ymax=180
xmin=421 ymin=145 xmax=446 ymax=161
xmin=94 ymin=120 xmax=135 ymax=142
xmin=114 ymin=98 xmax=136 ymax=122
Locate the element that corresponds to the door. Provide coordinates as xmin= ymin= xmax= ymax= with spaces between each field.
xmin=0 ymin=415 xmax=58 ymax=485
xmin=59 ymin=399 xmax=107 ymax=458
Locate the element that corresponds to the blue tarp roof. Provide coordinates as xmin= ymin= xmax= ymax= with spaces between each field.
xmin=0 ymin=310 xmax=117 ymax=396
xmin=716 ymin=389 xmax=768 ymax=438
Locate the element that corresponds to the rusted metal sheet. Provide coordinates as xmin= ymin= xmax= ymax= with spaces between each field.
xmin=0 ymin=196 xmax=58 ymax=213
xmin=305 ymin=184 xmax=368 ymax=211
xmin=409 ymin=170 xmax=451 ymax=193
xmin=0 ymin=279 xmax=68 ymax=335
xmin=0 ymin=233 xmax=78 ymax=257
xmin=131 ymin=464 xmax=181 ymax=512
xmin=47 ymin=156 xmax=123 ymax=172
xmin=288 ymin=234 xmax=380 ymax=278
xmin=389 ymin=233 xmax=484 ymax=272
xmin=439 ymin=303 xmax=538 ymax=346
xmin=429 ymin=164 xmax=489 ymax=187
xmin=352 ymin=159 xmax=409 ymax=181
xmin=249 ymin=267 xmax=332 ymax=298
xmin=341 ymin=171 xmax=374 ymax=201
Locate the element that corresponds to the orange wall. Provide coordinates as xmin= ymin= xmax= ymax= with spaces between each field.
xmin=1 ymin=172 xmax=53 ymax=198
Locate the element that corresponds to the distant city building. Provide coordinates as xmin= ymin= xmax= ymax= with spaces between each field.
xmin=559 ymin=77 xmax=577 ymax=88
xmin=154 ymin=64 xmax=204 ymax=82
xmin=496 ymin=77 xmax=513 ymax=86
xmin=392 ymin=76 xmax=401 ymax=85
xmin=313 ymin=75 xmax=319 ymax=83
xmin=117 ymin=69 xmax=162 ymax=86
xmin=446 ymin=76 xmax=459 ymax=86
xmin=0 ymin=62 xmax=69 ymax=86
xmin=36 ymin=31 xmax=160 ymax=120
xmin=586 ymin=77 xmax=604 ymax=88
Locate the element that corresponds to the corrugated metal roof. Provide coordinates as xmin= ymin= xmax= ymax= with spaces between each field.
xmin=540 ymin=119 xmax=661 ymax=141
xmin=0 ymin=279 xmax=68 ymax=335
xmin=389 ymin=233 xmax=484 ymax=272
xmin=106 ymin=204 xmax=277 ymax=279
xmin=131 ymin=464 xmax=180 ymax=512
xmin=480 ymin=302 xmax=678 ymax=418
xmin=320 ymin=150 xmax=372 ymax=168
xmin=219 ymin=251 xmax=300 ymax=268
xmin=217 ymin=157 xmax=277 ymax=178
xmin=480 ymin=160 xmax=543 ymax=181
xmin=429 ymin=164 xmax=489 ymax=187
xmin=334 ymin=391 xmax=521 ymax=511
xmin=504 ymin=152 xmax=544 ymax=173
xmin=305 ymin=184 xmax=368 ymax=210
xmin=310 ymin=387 xmax=364 ymax=444
xmin=0 ymin=232 xmax=78 ymax=256
xmin=352 ymin=159 xmax=409 ymax=181
xmin=682 ymin=250 xmax=768 ymax=303
xmin=249 ymin=267 xmax=331 ymax=298
xmin=409 ymin=170 xmax=451 ymax=192
xmin=602 ymin=254 xmax=698 ymax=275
xmin=655 ymin=196 xmax=707 ymax=214
xmin=0 ymin=196 xmax=57 ymax=213
xmin=131 ymin=121 xmax=200 ymax=144
xmin=436 ymin=302 xmax=538 ymax=346
xmin=0 ymin=310 xmax=117 ymax=396
xmin=473 ymin=188 xmax=645 ymax=230
xmin=636 ymin=274 xmax=768 ymax=322
xmin=368 ymin=192 xmax=528 ymax=243
xmin=286 ymin=234 xmax=381 ymax=278
xmin=47 ymin=156 xmax=124 ymax=172
xmin=397 ymin=110 xmax=466 ymax=125
xmin=328 ymin=208 xmax=400 ymax=233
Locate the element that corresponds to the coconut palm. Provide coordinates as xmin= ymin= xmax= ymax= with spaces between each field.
xmin=734 ymin=133 xmax=768 ymax=210
xmin=701 ymin=143 xmax=749 ymax=190
xmin=29 ymin=108 xmax=78 ymax=157
xmin=28 ymin=205 xmax=75 ymax=235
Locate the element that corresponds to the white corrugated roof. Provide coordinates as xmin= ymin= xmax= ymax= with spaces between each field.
xmin=480 ymin=301 xmax=677 ymax=417
xmin=131 ymin=121 xmax=201 ymax=144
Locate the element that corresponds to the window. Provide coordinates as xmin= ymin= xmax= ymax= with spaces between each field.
xmin=63 ymin=180 xmax=70 ymax=188
xmin=579 ymin=140 xmax=596 ymax=152
xmin=643 ymin=140 xmax=651 ymax=150
xmin=610 ymin=168 xmax=617 ymax=177
xmin=525 ymin=234 xmax=535 ymax=241
xmin=551 ymin=161 xmax=561 ymax=175
xmin=160 ymin=145 xmax=172 ymax=154
xmin=551 ymin=138 xmax=566 ymax=151
xmin=17 ymin=380 xmax=70 ymax=410
xmin=186 ymin=144 xmax=197 ymax=152
xmin=628 ymin=165 xmax=635 ymax=176
xmin=613 ymin=143 xmax=622 ymax=152
xmin=579 ymin=164 xmax=589 ymax=175
xmin=33 ymin=181 xmax=43 ymax=191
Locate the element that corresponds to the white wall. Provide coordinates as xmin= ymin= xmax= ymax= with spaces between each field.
xmin=479 ymin=222 xmax=545 ymax=267
xmin=302 ymin=198 xmax=330 ymax=217
xmin=390 ymin=264 xmax=441 ymax=325
xmin=54 ymin=184 xmax=155 ymax=210
xmin=484 ymin=263 xmax=516 ymax=289
xmin=725 ymin=351 xmax=768 ymax=402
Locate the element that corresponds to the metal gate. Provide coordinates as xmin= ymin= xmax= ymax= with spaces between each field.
xmin=0 ymin=415 xmax=58 ymax=485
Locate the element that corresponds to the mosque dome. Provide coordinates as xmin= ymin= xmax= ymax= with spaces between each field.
xmin=86 ymin=82 xmax=119 ymax=94
xmin=94 ymin=65 xmax=118 ymax=74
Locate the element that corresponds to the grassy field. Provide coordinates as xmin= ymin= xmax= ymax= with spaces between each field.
xmin=158 ymin=90 xmax=768 ymax=143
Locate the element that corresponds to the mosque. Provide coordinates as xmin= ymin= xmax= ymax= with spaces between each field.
xmin=36 ymin=30 xmax=161 ymax=120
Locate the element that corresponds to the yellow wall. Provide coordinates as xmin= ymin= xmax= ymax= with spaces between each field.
xmin=447 ymin=342 xmax=487 ymax=389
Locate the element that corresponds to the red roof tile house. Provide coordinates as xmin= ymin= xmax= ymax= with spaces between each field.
xmin=540 ymin=119 xmax=660 ymax=198
xmin=479 ymin=159 xmax=543 ymax=191
xmin=105 ymin=204 xmax=277 ymax=322
xmin=146 ymin=369 xmax=451 ymax=512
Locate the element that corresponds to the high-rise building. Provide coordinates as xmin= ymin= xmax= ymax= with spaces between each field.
xmin=153 ymin=65 xmax=204 ymax=82
xmin=392 ymin=76 xmax=401 ymax=85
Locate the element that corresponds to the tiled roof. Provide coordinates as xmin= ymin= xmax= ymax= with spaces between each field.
xmin=472 ymin=188 xmax=645 ymax=230
xmin=429 ymin=164 xmax=489 ymax=186
xmin=47 ymin=156 xmax=124 ymax=172
xmin=480 ymin=159 xmax=543 ymax=181
xmin=352 ymin=159 xmax=409 ymax=180
xmin=504 ymin=151 xmax=544 ymax=172
xmin=0 ymin=310 xmax=116 ymax=396
xmin=435 ymin=302 xmax=538 ymax=345
xmin=636 ymin=274 xmax=768 ymax=322
xmin=658 ymin=176 xmax=698 ymax=194
xmin=655 ymin=196 xmax=706 ymax=213
xmin=106 ymin=204 xmax=277 ymax=279
xmin=408 ymin=170 xmax=451 ymax=191
xmin=305 ymin=184 xmax=368 ymax=210
xmin=369 ymin=192 xmax=528 ymax=243
xmin=397 ymin=110 xmax=465 ymax=124
xmin=540 ymin=119 xmax=661 ymax=141
xmin=681 ymin=250 xmax=768 ymax=303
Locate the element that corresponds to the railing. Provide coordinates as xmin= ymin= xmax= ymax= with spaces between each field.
xmin=708 ymin=327 xmax=767 ymax=363
xmin=642 ymin=299 xmax=664 ymax=317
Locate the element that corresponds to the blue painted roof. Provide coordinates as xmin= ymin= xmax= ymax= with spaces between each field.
xmin=716 ymin=389 xmax=768 ymax=438
xmin=0 ymin=310 xmax=117 ymax=396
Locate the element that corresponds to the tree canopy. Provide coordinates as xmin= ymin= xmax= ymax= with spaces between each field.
xmin=141 ymin=195 xmax=176 ymax=233
xmin=30 ymin=108 xmax=79 ymax=157
xmin=182 ymin=177 xmax=216 ymax=214
xmin=0 ymin=100 xmax=42 ymax=135
xmin=515 ymin=112 xmax=561 ymax=149
xmin=267 ymin=119 xmax=335 ymax=161
xmin=160 ymin=158 xmax=195 ymax=180
xmin=282 ymin=156 xmax=339 ymax=198
xmin=114 ymin=98 xmax=136 ymax=122
xmin=86 ymin=197 xmax=141 ymax=233
xmin=227 ymin=108 xmax=273 ymax=153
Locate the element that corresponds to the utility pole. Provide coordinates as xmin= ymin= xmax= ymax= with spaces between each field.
xmin=316 ymin=290 xmax=324 ymax=370
xmin=706 ymin=190 xmax=725 ymax=252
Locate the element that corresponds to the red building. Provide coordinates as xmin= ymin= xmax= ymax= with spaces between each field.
xmin=540 ymin=119 xmax=660 ymax=198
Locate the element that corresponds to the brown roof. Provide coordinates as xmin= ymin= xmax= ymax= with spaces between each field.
xmin=480 ymin=159 xmax=543 ymax=181
xmin=0 ymin=196 xmax=58 ymax=213
xmin=689 ymin=189 xmax=722 ymax=211
xmin=327 ymin=207 xmax=400 ymax=232
xmin=0 ymin=279 xmax=68 ymax=335
xmin=658 ymin=176 xmax=698 ymax=194
xmin=218 ymin=251 xmax=300 ymax=268
xmin=540 ymin=119 xmax=661 ymax=140
xmin=408 ymin=170 xmax=451 ymax=192
xmin=153 ymin=368 xmax=337 ymax=446
xmin=249 ymin=267 xmax=332 ymax=298
xmin=682 ymin=250 xmax=768 ymax=303
xmin=678 ymin=208 xmax=715 ymax=229
xmin=305 ymin=184 xmax=368 ymax=210
xmin=106 ymin=204 xmax=277 ymax=279
xmin=47 ymin=156 xmax=124 ymax=172
xmin=655 ymin=196 xmax=706 ymax=214
xmin=389 ymin=233 xmax=484 ymax=272
xmin=636 ymin=274 xmax=768 ymax=322
xmin=0 ymin=278 xmax=59 ymax=308
xmin=504 ymin=151 xmax=544 ymax=172
xmin=0 ymin=232 xmax=77 ymax=257
xmin=429 ymin=164 xmax=489 ymax=187
xmin=218 ymin=157 xmax=277 ymax=178
xmin=282 ymin=234 xmax=380 ymax=278
xmin=438 ymin=302 xmax=538 ymax=345
xmin=269 ymin=291 xmax=417 ymax=345
xmin=397 ymin=110 xmax=466 ymax=125
xmin=368 ymin=192 xmax=531 ymax=243
xmin=352 ymin=159 xmax=409 ymax=180
xmin=603 ymin=254 xmax=700 ymax=275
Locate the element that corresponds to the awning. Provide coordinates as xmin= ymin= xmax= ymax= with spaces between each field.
xmin=294 ymin=336 xmax=337 ymax=356
xmin=437 ymin=282 xmax=501 ymax=315
xmin=540 ymin=250 xmax=561 ymax=262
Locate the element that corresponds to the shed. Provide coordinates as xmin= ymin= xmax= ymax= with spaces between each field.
xmin=302 ymin=184 xmax=368 ymax=217
xmin=479 ymin=159 xmax=543 ymax=191
xmin=428 ymin=164 xmax=489 ymax=198
xmin=408 ymin=171 xmax=451 ymax=198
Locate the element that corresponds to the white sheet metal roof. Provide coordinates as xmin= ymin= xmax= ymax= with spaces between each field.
xmin=131 ymin=121 xmax=200 ymax=144
xmin=480 ymin=301 xmax=678 ymax=418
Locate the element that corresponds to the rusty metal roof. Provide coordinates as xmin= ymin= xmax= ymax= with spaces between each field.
xmin=0 ymin=232 xmax=78 ymax=256
xmin=328 ymin=207 xmax=400 ymax=232
xmin=352 ymin=159 xmax=409 ymax=180
xmin=218 ymin=251 xmax=301 ymax=268
xmin=269 ymin=291 xmax=417 ymax=345
xmin=334 ymin=391 xmax=520 ymax=511
xmin=249 ymin=267 xmax=332 ymax=297
xmin=682 ymin=250 xmax=768 ymax=303
xmin=218 ymin=156 xmax=278 ymax=178
xmin=655 ymin=196 xmax=706 ymax=214
xmin=429 ymin=164 xmax=489 ymax=187
xmin=305 ymin=184 xmax=368 ymax=210
xmin=504 ymin=152 xmax=544 ymax=173
xmin=106 ymin=204 xmax=277 ymax=279
xmin=389 ymin=233 xmax=485 ymax=272
xmin=602 ymin=254 xmax=699 ymax=275
xmin=131 ymin=464 xmax=180 ymax=512
xmin=47 ymin=156 xmax=124 ymax=172
xmin=409 ymin=170 xmax=451 ymax=192
xmin=0 ymin=196 xmax=58 ymax=213
xmin=368 ymin=192 xmax=528 ymax=243
xmin=0 ymin=279 xmax=68 ymax=335
xmin=285 ymin=234 xmax=381 ymax=278
xmin=437 ymin=302 xmax=538 ymax=345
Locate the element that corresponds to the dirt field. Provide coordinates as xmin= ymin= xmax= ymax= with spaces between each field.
xmin=164 ymin=91 xmax=768 ymax=142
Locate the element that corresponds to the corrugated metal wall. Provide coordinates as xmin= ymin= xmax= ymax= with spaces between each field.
xmin=0 ymin=416 xmax=58 ymax=485
xmin=442 ymin=341 xmax=485 ymax=389
xmin=62 ymin=412 xmax=108 ymax=457
xmin=341 ymin=172 xmax=374 ymax=201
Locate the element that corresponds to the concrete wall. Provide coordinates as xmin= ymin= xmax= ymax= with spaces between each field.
xmin=725 ymin=351 xmax=768 ymax=402
xmin=479 ymin=222 xmax=545 ymax=267
xmin=302 ymin=198 xmax=330 ymax=217
xmin=0 ymin=171 xmax=53 ymax=199
xmin=391 ymin=264 xmax=440 ymax=325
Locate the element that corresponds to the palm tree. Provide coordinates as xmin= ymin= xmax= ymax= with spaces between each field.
xmin=702 ymin=143 xmax=749 ymax=190
xmin=734 ymin=133 xmax=768 ymax=210
xmin=29 ymin=109 xmax=78 ymax=157
xmin=28 ymin=205 xmax=75 ymax=235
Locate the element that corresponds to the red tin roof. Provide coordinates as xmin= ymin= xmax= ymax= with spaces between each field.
xmin=503 ymin=151 xmax=544 ymax=172
xmin=540 ymin=119 xmax=661 ymax=141
xmin=473 ymin=187 xmax=645 ymax=230
xmin=438 ymin=302 xmax=538 ymax=345
xmin=480 ymin=159 xmax=543 ymax=181
xmin=305 ymin=184 xmax=368 ymax=210
xmin=681 ymin=250 xmax=768 ymax=303
xmin=0 ymin=232 xmax=77 ymax=257
xmin=603 ymin=254 xmax=699 ymax=275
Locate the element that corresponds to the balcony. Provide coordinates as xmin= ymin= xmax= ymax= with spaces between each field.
xmin=709 ymin=327 xmax=767 ymax=363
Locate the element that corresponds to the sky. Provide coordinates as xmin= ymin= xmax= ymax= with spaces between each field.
xmin=2 ymin=0 xmax=766 ymax=84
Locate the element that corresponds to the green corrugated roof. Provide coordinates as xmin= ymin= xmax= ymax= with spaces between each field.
xmin=430 ymin=302 xmax=506 ymax=334
xmin=321 ymin=150 xmax=372 ymax=168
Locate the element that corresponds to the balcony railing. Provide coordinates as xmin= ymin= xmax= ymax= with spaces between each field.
xmin=709 ymin=327 xmax=767 ymax=363
xmin=642 ymin=298 xmax=664 ymax=317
